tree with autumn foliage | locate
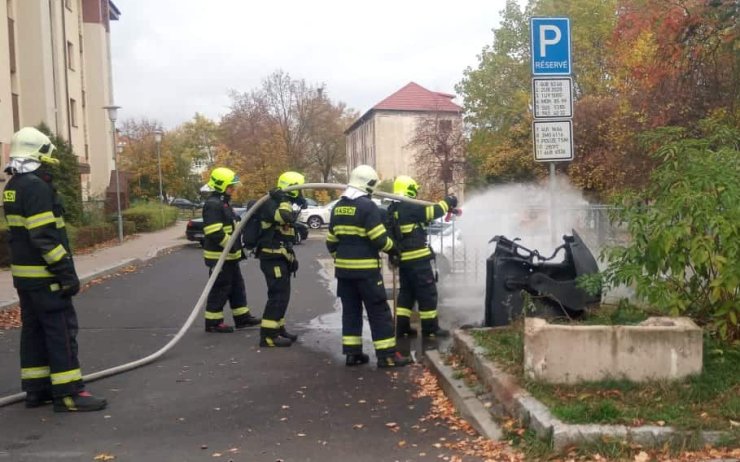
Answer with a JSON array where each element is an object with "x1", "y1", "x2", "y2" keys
[
  {"x1": 118, "y1": 118, "x2": 203, "y2": 202},
  {"x1": 219, "y1": 71, "x2": 353, "y2": 203},
  {"x1": 406, "y1": 114, "x2": 467, "y2": 198},
  {"x1": 458, "y1": 0, "x2": 739, "y2": 200}
]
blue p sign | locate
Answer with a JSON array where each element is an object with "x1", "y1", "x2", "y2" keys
[{"x1": 531, "y1": 17, "x2": 571, "y2": 75}]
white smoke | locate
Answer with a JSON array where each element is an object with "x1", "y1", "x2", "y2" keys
[{"x1": 439, "y1": 177, "x2": 591, "y2": 328}]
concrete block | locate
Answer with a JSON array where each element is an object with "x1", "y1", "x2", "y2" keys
[{"x1": 524, "y1": 317, "x2": 703, "y2": 383}]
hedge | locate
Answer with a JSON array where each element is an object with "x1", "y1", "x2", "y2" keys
[{"x1": 121, "y1": 204, "x2": 178, "y2": 232}]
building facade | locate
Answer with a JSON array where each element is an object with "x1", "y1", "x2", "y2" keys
[
  {"x1": 345, "y1": 82, "x2": 463, "y2": 186},
  {"x1": 0, "y1": 0, "x2": 120, "y2": 199}
]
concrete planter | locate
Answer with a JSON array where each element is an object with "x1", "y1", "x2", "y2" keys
[
  {"x1": 523, "y1": 317, "x2": 703, "y2": 383},
  {"x1": 453, "y1": 328, "x2": 729, "y2": 450}
]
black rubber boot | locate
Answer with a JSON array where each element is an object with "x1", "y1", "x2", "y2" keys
[
  {"x1": 396, "y1": 317, "x2": 418, "y2": 337},
  {"x1": 377, "y1": 352, "x2": 411, "y2": 368},
  {"x1": 278, "y1": 327, "x2": 298, "y2": 342},
  {"x1": 53, "y1": 391, "x2": 107, "y2": 412},
  {"x1": 345, "y1": 353, "x2": 370, "y2": 366},
  {"x1": 205, "y1": 323, "x2": 234, "y2": 333},
  {"x1": 423, "y1": 328, "x2": 450, "y2": 338},
  {"x1": 259, "y1": 336, "x2": 292, "y2": 347},
  {"x1": 25, "y1": 390, "x2": 53, "y2": 408},
  {"x1": 235, "y1": 313, "x2": 261, "y2": 329}
]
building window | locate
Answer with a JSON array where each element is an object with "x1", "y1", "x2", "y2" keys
[
  {"x1": 67, "y1": 41, "x2": 74, "y2": 70},
  {"x1": 11, "y1": 93, "x2": 20, "y2": 131},
  {"x1": 438, "y1": 119, "x2": 452, "y2": 133},
  {"x1": 70, "y1": 99, "x2": 78, "y2": 127},
  {"x1": 8, "y1": 17, "x2": 16, "y2": 73}
]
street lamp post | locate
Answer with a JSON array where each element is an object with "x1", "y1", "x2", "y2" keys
[
  {"x1": 103, "y1": 105, "x2": 123, "y2": 243},
  {"x1": 154, "y1": 129, "x2": 164, "y2": 203}
]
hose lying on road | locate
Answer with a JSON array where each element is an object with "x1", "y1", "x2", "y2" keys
[{"x1": 0, "y1": 183, "x2": 434, "y2": 407}]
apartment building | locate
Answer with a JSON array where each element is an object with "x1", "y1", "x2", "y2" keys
[
  {"x1": 0, "y1": 0, "x2": 120, "y2": 199},
  {"x1": 345, "y1": 82, "x2": 463, "y2": 186}
]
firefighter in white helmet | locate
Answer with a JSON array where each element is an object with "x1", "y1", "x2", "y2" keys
[
  {"x1": 2, "y1": 127, "x2": 106, "y2": 411},
  {"x1": 326, "y1": 165, "x2": 410, "y2": 368}
]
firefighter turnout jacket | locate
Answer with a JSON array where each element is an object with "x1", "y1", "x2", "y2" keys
[
  {"x1": 256, "y1": 191, "x2": 297, "y2": 262},
  {"x1": 202, "y1": 192, "x2": 243, "y2": 266},
  {"x1": 3, "y1": 171, "x2": 77, "y2": 290},
  {"x1": 326, "y1": 195, "x2": 396, "y2": 278},
  {"x1": 392, "y1": 198, "x2": 452, "y2": 266}
]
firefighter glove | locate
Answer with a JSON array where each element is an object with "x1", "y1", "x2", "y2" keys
[
  {"x1": 294, "y1": 194, "x2": 308, "y2": 210},
  {"x1": 289, "y1": 258, "x2": 299, "y2": 275},
  {"x1": 444, "y1": 195, "x2": 458, "y2": 209},
  {"x1": 57, "y1": 271, "x2": 80, "y2": 297}
]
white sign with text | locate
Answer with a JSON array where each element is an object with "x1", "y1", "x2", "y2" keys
[
  {"x1": 532, "y1": 77, "x2": 572, "y2": 119},
  {"x1": 533, "y1": 120, "x2": 573, "y2": 161}
]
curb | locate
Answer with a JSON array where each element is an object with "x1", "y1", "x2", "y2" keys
[
  {"x1": 0, "y1": 242, "x2": 190, "y2": 312},
  {"x1": 425, "y1": 349, "x2": 503, "y2": 441},
  {"x1": 453, "y1": 328, "x2": 735, "y2": 450}
]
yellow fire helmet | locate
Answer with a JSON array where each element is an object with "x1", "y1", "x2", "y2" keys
[
  {"x1": 9, "y1": 127, "x2": 59, "y2": 165},
  {"x1": 393, "y1": 175, "x2": 419, "y2": 198},
  {"x1": 277, "y1": 171, "x2": 305, "y2": 198},
  {"x1": 208, "y1": 167, "x2": 240, "y2": 193}
]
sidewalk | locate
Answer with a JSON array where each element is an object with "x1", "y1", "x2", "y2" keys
[{"x1": 0, "y1": 222, "x2": 190, "y2": 310}]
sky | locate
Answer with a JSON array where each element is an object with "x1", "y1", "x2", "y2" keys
[{"x1": 110, "y1": 0, "x2": 509, "y2": 129}]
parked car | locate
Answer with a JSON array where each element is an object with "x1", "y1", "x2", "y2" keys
[
  {"x1": 170, "y1": 198, "x2": 201, "y2": 210},
  {"x1": 298, "y1": 199, "x2": 338, "y2": 229},
  {"x1": 185, "y1": 207, "x2": 309, "y2": 246}
]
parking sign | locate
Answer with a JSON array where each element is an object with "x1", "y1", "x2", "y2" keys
[{"x1": 531, "y1": 17, "x2": 571, "y2": 75}]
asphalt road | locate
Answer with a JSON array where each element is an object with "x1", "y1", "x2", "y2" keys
[{"x1": 0, "y1": 234, "x2": 476, "y2": 462}]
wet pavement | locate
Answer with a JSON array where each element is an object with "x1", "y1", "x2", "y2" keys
[{"x1": 0, "y1": 233, "x2": 486, "y2": 461}]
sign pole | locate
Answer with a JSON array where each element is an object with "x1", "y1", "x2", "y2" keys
[{"x1": 530, "y1": 17, "x2": 573, "y2": 249}]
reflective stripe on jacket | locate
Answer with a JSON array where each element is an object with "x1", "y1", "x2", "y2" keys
[
  {"x1": 256, "y1": 192, "x2": 297, "y2": 260},
  {"x1": 202, "y1": 193, "x2": 243, "y2": 266},
  {"x1": 393, "y1": 200, "x2": 449, "y2": 265},
  {"x1": 326, "y1": 195, "x2": 394, "y2": 279},
  {"x1": 2, "y1": 172, "x2": 75, "y2": 290}
]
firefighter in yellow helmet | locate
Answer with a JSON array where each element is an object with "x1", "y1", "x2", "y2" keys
[
  {"x1": 2, "y1": 127, "x2": 106, "y2": 411},
  {"x1": 326, "y1": 165, "x2": 410, "y2": 368},
  {"x1": 201, "y1": 167, "x2": 260, "y2": 333},
  {"x1": 388, "y1": 175, "x2": 458, "y2": 337},
  {"x1": 255, "y1": 171, "x2": 307, "y2": 347}
]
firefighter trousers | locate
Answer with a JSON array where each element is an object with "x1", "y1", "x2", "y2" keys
[
  {"x1": 338, "y1": 275, "x2": 396, "y2": 359},
  {"x1": 18, "y1": 286, "x2": 85, "y2": 398},
  {"x1": 205, "y1": 261, "x2": 253, "y2": 327},
  {"x1": 259, "y1": 258, "x2": 291, "y2": 338},
  {"x1": 396, "y1": 259, "x2": 440, "y2": 334}
]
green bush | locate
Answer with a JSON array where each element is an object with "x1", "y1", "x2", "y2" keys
[
  {"x1": 601, "y1": 116, "x2": 740, "y2": 342},
  {"x1": 121, "y1": 204, "x2": 178, "y2": 232}
]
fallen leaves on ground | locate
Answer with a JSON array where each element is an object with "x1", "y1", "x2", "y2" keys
[
  {"x1": 0, "y1": 306, "x2": 21, "y2": 329},
  {"x1": 93, "y1": 454, "x2": 116, "y2": 461},
  {"x1": 414, "y1": 368, "x2": 524, "y2": 461}
]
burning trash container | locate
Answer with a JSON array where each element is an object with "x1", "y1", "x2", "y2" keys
[{"x1": 484, "y1": 230, "x2": 601, "y2": 327}]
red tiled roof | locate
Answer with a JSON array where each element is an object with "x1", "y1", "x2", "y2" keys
[{"x1": 372, "y1": 82, "x2": 462, "y2": 113}]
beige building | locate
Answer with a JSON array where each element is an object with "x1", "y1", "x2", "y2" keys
[
  {"x1": 0, "y1": 0, "x2": 120, "y2": 199},
  {"x1": 345, "y1": 82, "x2": 463, "y2": 187}
]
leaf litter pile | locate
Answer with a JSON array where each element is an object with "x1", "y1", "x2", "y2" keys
[
  {"x1": 414, "y1": 368, "x2": 524, "y2": 461},
  {"x1": 415, "y1": 367, "x2": 740, "y2": 461}
]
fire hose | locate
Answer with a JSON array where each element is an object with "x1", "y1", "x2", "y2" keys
[{"x1": 0, "y1": 183, "x2": 434, "y2": 407}]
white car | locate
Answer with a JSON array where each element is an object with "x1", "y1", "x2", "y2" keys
[{"x1": 299, "y1": 199, "x2": 338, "y2": 229}]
